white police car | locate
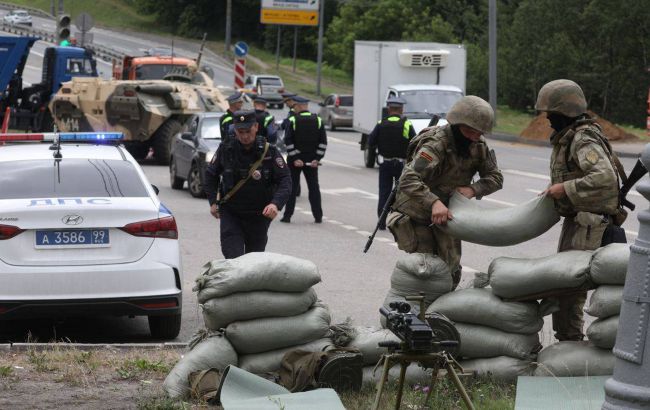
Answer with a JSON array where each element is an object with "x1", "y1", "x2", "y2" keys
[{"x1": 0, "y1": 132, "x2": 182, "y2": 339}]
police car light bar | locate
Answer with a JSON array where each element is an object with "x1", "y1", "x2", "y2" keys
[{"x1": 0, "y1": 132, "x2": 124, "y2": 143}]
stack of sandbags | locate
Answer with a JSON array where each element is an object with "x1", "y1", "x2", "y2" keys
[
  {"x1": 427, "y1": 288, "x2": 548, "y2": 381},
  {"x1": 381, "y1": 253, "x2": 452, "y2": 326},
  {"x1": 584, "y1": 243, "x2": 628, "y2": 349},
  {"x1": 488, "y1": 250, "x2": 593, "y2": 300},
  {"x1": 533, "y1": 341, "x2": 615, "y2": 377},
  {"x1": 194, "y1": 252, "x2": 333, "y2": 375}
]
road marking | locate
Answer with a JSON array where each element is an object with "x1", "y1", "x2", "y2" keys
[
  {"x1": 328, "y1": 136, "x2": 359, "y2": 147},
  {"x1": 342, "y1": 225, "x2": 358, "y2": 230},
  {"x1": 327, "y1": 220, "x2": 343, "y2": 225},
  {"x1": 526, "y1": 189, "x2": 542, "y2": 194},
  {"x1": 321, "y1": 187, "x2": 378, "y2": 200},
  {"x1": 502, "y1": 169, "x2": 550, "y2": 181},
  {"x1": 463, "y1": 266, "x2": 479, "y2": 274},
  {"x1": 626, "y1": 230, "x2": 638, "y2": 237},
  {"x1": 25, "y1": 64, "x2": 40, "y2": 72},
  {"x1": 320, "y1": 159, "x2": 362, "y2": 170},
  {"x1": 375, "y1": 237, "x2": 392, "y2": 243},
  {"x1": 482, "y1": 197, "x2": 515, "y2": 207},
  {"x1": 357, "y1": 230, "x2": 372, "y2": 236}
]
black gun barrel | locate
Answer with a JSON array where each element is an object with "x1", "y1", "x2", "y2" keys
[{"x1": 379, "y1": 307, "x2": 391, "y2": 318}]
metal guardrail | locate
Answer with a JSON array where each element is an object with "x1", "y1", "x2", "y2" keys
[
  {"x1": 0, "y1": 20, "x2": 124, "y2": 62},
  {"x1": 0, "y1": 1, "x2": 54, "y2": 19}
]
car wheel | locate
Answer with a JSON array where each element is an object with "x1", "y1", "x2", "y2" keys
[
  {"x1": 170, "y1": 159, "x2": 184, "y2": 190},
  {"x1": 364, "y1": 146, "x2": 376, "y2": 168},
  {"x1": 328, "y1": 117, "x2": 337, "y2": 131},
  {"x1": 188, "y1": 162, "x2": 205, "y2": 198},
  {"x1": 148, "y1": 314, "x2": 181, "y2": 340}
]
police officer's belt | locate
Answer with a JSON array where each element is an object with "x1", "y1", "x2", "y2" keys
[{"x1": 218, "y1": 142, "x2": 270, "y2": 205}]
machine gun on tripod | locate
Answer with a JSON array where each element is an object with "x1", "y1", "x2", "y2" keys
[{"x1": 372, "y1": 294, "x2": 475, "y2": 410}]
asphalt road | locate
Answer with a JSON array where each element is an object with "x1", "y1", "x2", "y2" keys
[{"x1": 1, "y1": 13, "x2": 646, "y2": 345}]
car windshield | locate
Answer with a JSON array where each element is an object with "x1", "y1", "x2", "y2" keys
[
  {"x1": 339, "y1": 96, "x2": 353, "y2": 106},
  {"x1": 259, "y1": 78, "x2": 282, "y2": 86},
  {"x1": 200, "y1": 117, "x2": 222, "y2": 140},
  {"x1": 66, "y1": 58, "x2": 95, "y2": 75},
  {"x1": 135, "y1": 64, "x2": 186, "y2": 80},
  {"x1": 0, "y1": 159, "x2": 149, "y2": 199},
  {"x1": 399, "y1": 90, "x2": 463, "y2": 117}
]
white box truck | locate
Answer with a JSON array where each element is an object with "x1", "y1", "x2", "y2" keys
[{"x1": 354, "y1": 41, "x2": 467, "y2": 167}]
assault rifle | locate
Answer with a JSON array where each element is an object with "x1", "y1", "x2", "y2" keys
[
  {"x1": 619, "y1": 158, "x2": 648, "y2": 211},
  {"x1": 364, "y1": 182, "x2": 399, "y2": 253}
]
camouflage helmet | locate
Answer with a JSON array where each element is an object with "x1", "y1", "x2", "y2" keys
[
  {"x1": 535, "y1": 79, "x2": 587, "y2": 117},
  {"x1": 446, "y1": 95, "x2": 494, "y2": 134}
]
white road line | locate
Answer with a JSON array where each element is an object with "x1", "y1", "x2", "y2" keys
[
  {"x1": 321, "y1": 187, "x2": 378, "y2": 200},
  {"x1": 482, "y1": 197, "x2": 516, "y2": 207},
  {"x1": 526, "y1": 189, "x2": 542, "y2": 194},
  {"x1": 357, "y1": 230, "x2": 372, "y2": 236},
  {"x1": 463, "y1": 266, "x2": 479, "y2": 274},
  {"x1": 327, "y1": 220, "x2": 343, "y2": 225},
  {"x1": 320, "y1": 159, "x2": 362, "y2": 170},
  {"x1": 502, "y1": 169, "x2": 550, "y2": 181},
  {"x1": 25, "y1": 64, "x2": 40, "y2": 71},
  {"x1": 328, "y1": 136, "x2": 359, "y2": 147},
  {"x1": 300, "y1": 211, "x2": 311, "y2": 215},
  {"x1": 375, "y1": 237, "x2": 392, "y2": 243},
  {"x1": 390, "y1": 243, "x2": 398, "y2": 247},
  {"x1": 342, "y1": 225, "x2": 358, "y2": 230}
]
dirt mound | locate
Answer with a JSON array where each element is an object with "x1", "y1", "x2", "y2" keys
[{"x1": 520, "y1": 111, "x2": 637, "y2": 142}]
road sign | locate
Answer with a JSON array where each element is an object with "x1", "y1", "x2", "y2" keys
[
  {"x1": 261, "y1": 0, "x2": 319, "y2": 26},
  {"x1": 75, "y1": 12, "x2": 94, "y2": 32},
  {"x1": 234, "y1": 41, "x2": 248, "y2": 57},
  {"x1": 234, "y1": 58, "x2": 246, "y2": 89}
]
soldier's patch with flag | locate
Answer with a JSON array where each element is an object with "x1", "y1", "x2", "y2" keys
[
  {"x1": 420, "y1": 151, "x2": 434, "y2": 162},
  {"x1": 586, "y1": 149, "x2": 599, "y2": 164}
]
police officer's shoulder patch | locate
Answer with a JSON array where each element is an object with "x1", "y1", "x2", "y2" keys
[
  {"x1": 585, "y1": 149, "x2": 600, "y2": 164},
  {"x1": 275, "y1": 157, "x2": 285, "y2": 168}
]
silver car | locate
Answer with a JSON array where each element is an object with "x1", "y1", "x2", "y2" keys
[
  {"x1": 318, "y1": 94, "x2": 353, "y2": 130},
  {"x1": 3, "y1": 10, "x2": 32, "y2": 26}
]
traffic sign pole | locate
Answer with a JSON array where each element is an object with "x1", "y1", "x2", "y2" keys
[{"x1": 234, "y1": 58, "x2": 246, "y2": 89}]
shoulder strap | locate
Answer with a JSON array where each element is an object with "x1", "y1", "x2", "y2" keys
[{"x1": 219, "y1": 143, "x2": 270, "y2": 205}]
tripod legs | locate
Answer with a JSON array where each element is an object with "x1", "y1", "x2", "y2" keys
[{"x1": 371, "y1": 356, "x2": 392, "y2": 410}]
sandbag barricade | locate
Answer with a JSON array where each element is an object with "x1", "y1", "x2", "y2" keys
[{"x1": 533, "y1": 341, "x2": 614, "y2": 377}]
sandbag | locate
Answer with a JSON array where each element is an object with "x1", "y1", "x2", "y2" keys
[
  {"x1": 362, "y1": 364, "x2": 432, "y2": 385},
  {"x1": 439, "y1": 193, "x2": 560, "y2": 246},
  {"x1": 226, "y1": 304, "x2": 331, "y2": 354},
  {"x1": 455, "y1": 323, "x2": 541, "y2": 360},
  {"x1": 390, "y1": 266, "x2": 452, "y2": 304},
  {"x1": 489, "y1": 250, "x2": 592, "y2": 299},
  {"x1": 459, "y1": 356, "x2": 535, "y2": 382},
  {"x1": 194, "y1": 252, "x2": 321, "y2": 302},
  {"x1": 590, "y1": 243, "x2": 629, "y2": 285},
  {"x1": 584, "y1": 286, "x2": 623, "y2": 318},
  {"x1": 586, "y1": 316, "x2": 619, "y2": 349},
  {"x1": 347, "y1": 327, "x2": 400, "y2": 365},
  {"x1": 395, "y1": 253, "x2": 451, "y2": 279},
  {"x1": 201, "y1": 289, "x2": 317, "y2": 330},
  {"x1": 163, "y1": 331, "x2": 238, "y2": 399},
  {"x1": 239, "y1": 338, "x2": 332, "y2": 374},
  {"x1": 427, "y1": 288, "x2": 544, "y2": 334},
  {"x1": 533, "y1": 341, "x2": 614, "y2": 377}
]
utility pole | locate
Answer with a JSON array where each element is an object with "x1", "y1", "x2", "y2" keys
[
  {"x1": 275, "y1": 26, "x2": 282, "y2": 70},
  {"x1": 225, "y1": 0, "x2": 232, "y2": 55},
  {"x1": 488, "y1": 0, "x2": 497, "y2": 125},
  {"x1": 58, "y1": 0, "x2": 64, "y2": 15},
  {"x1": 50, "y1": 0, "x2": 55, "y2": 17},
  {"x1": 292, "y1": 26, "x2": 298, "y2": 73},
  {"x1": 315, "y1": 0, "x2": 325, "y2": 96}
]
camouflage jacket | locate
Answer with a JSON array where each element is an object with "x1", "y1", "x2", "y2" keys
[
  {"x1": 393, "y1": 125, "x2": 503, "y2": 223},
  {"x1": 550, "y1": 119, "x2": 619, "y2": 217}
]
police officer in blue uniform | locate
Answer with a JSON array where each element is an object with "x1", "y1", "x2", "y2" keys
[
  {"x1": 281, "y1": 96, "x2": 327, "y2": 223},
  {"x1": 220, "y1": 92, "x2": 245, "y2": 142},
  {"x1": 253, "y1": 96, "x2": 278, "y2": 145},
  {"x1": 280, "y1": 92, "x2": 297, "y2": 131},
  {"x1": 367, "y1": 96, "x2": 416, "y2": 229},
  {"x1": 205, "y1": 110, "x2": 291, "y2": 258}
]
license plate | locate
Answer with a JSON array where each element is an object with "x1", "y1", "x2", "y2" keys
[{"x1": 35, "y1": 229, "x2": 110, "y2": 248}]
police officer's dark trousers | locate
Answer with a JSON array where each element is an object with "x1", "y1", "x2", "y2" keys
[
  {"x1": 284, "y1": 163, "x2": 323, "y2": 221},
  {"x1": 219, "y1": 207, "x2": 271, "y2": 259},
  {"x1": 378, "y1": 159, "x2": 404, "y2": 228}
]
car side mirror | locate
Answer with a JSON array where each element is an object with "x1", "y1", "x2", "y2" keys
[
  {"x1": 181, "y1": 132, "x2": 193, "y2": 141},
  {"x1": 151, "y1": 184, "x2": 159, "y2": 195}
]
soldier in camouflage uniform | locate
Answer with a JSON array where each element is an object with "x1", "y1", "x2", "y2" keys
[
  {"x1": 536, "y1": 79, "x2": 620, "y2": 341},
  {"x1": 389, "y1": 96, "x2": 503, "y2": 288}
]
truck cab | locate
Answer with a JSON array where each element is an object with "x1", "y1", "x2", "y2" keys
[
  {"x1": 385, "y1": 84, "x2": 463, "y2": 132},
  {"x1": 113, "y1": 55, "x2": 197, "y2": 81},
  {"x1": 0, "y1": 36, "x2": 97, "y2": 131}
]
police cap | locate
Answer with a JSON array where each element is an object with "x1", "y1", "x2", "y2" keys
[
  {"x1": 292, "y1": 95, "x2": 310, "y2": 104},
  {"x1": 253, "y1": 95, "x2": 268, "y2": 104},
  {"x1": 227, "y1": 92, "x2": 244, "y2": 104},
  {"x1": 232, "y1": 110, "x2": 257, "y2": 129},
  {"x1": 282, "y1": 92, "x2": 297, "y2": 99},
  {"x1": 386, "y1": 96, "x2": 407, "y2": 107}
]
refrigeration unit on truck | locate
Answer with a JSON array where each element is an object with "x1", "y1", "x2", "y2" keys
[{"x1": 354, "y1": 41, "x2": 466, "y2": 167}]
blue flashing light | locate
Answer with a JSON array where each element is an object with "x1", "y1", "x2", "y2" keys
[{"x1": 57, "y1": 132, "x2": 124, "y2": 142}]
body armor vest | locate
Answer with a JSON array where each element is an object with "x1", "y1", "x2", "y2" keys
[
  {"x1": 377, "y1": 116, "x2": 408, "y2": 158},
  {"x1": 293, "y1": 113, "x2": 319, "y2": 154}
]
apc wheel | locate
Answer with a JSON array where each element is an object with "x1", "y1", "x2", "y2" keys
[
  {"x1": 364, "y1": 147, "x2": 376, "y2": 168},
  {"x1": 169, "y1": 159, "x2": 184, "y2": 190},
  {"x1": 152, "y1": 119, "x2": 182, "y2": 165},
  {"x1": 188, "y1": 162, "x2": 205, "y2": 198},
  {"x1": 328, "y1": 117, "x2": 337, "y2": 131},
  {"x1": 148, "y1": 313, "x2": 181, "y2": 340}
]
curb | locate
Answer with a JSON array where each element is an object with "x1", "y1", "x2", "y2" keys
[
  {"x1": 487, "y1": 132, "x2": 643, "y2": 159},
  {"x1": 4, "y1": 342, "x2": 188, "y2": 351}
]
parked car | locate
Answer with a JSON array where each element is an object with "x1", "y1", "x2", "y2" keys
[
  {"x1": 0, "y1": 132, "x2": 182, "y2": 339},
  {"x1": 319, "y1": 94, "x2": 353, "y2": 130},
  {"x1": 241, "y1": 74, "x2": 285, "y2": 108},
  {"x1": 170, "y1": 112, "x2": 223, "y2": 198},
  {"x1": 3, "y1": 10, "x2": 32, "y2": 26}
]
